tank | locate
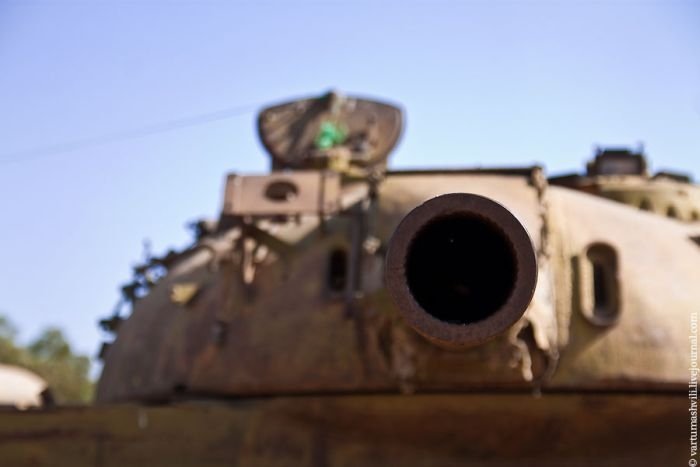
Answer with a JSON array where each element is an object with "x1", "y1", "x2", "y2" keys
[{"x1": 1, "y1": 91, "x2": 696, "y2": 466}]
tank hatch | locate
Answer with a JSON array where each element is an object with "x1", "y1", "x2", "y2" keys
[
  {"x1": 257, "y1": 91, "x2": 403, "y2": 175},
  {"x1": 586, "y1": 147, "x2": 648, "y2": 176},
  {"x1": 550, "y1": 146, "x2": 700, "y2": 222}
]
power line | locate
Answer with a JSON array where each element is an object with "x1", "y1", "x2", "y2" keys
[{"x1": 0, "y1": 102, "x2": 261, "y2": 166}]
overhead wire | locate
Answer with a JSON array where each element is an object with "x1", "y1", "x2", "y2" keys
[{"x1": 0, "y1": 102, "x2": 262, "y2": 166}]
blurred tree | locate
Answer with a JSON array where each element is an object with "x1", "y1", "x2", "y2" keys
[
  {"x1": 0, "y1": 314, "x2": 93, "y2": 403},
  {"x1": 0, "y1": 315, "x2": 23, "y2": 365}
]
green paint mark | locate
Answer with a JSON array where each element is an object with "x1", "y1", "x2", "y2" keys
[{"x1": 314, "y1": 121, "x2": 347, "y2": 150}]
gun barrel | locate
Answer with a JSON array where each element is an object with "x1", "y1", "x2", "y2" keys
[{"x1": 385, "y1": 193, "x2": 538, "y2": 348}]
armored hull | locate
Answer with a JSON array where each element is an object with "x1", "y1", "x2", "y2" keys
[{"x1": 2, "y1": 92, "x2": 695, "y2": 466}]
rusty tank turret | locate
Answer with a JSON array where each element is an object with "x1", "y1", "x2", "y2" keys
[
  {"x1": 550, "y1": 146, "x2": 700, "y2": 222},
  {"x1": 3, "y1": 91, "x2": 696, "y2": 466}
]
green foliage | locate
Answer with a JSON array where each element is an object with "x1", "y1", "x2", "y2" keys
[{"x1": 0, "y1": 314, "x2": 93, "y2": 404}]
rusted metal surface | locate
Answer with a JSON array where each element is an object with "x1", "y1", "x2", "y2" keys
[
  {"x1": 65, "y1": 91, "x2": 700, "y2": 465},
  {"x1": 0, "y1": 394, "x2": 685, "y2": 466},
  {"x1": 550, "y1": 147, "x2": 700, "y2": 222},
  {"x1": 97, "y1": 167, "x2": 698, "y2": 401},
  {"x1": 545, "y1": 185, "x2": 698, "y2": 390},
  {"x1": 97, "y1": 173, "x2": 548, "y2": 401},
  {"x1": 258, "y1": 91, "x2": 403, "y2": 173},
  {"x1": 384, "y1": 193, "x2": 538, "y2": 348},
  {"x1": 222, "y1": 171, "x2": 341, "y2": 217}
]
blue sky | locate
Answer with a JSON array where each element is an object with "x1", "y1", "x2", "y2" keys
[{"x1": 0, "y1": 0, "x2": 698, "y2": 367}]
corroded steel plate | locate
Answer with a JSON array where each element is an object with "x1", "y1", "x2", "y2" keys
[
  {"x1": 258, "y1": 91, "x2": 403, "y2": 169},
  {"x1": 0, "y1": 394, "x2": 684, "y2": 466}
]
